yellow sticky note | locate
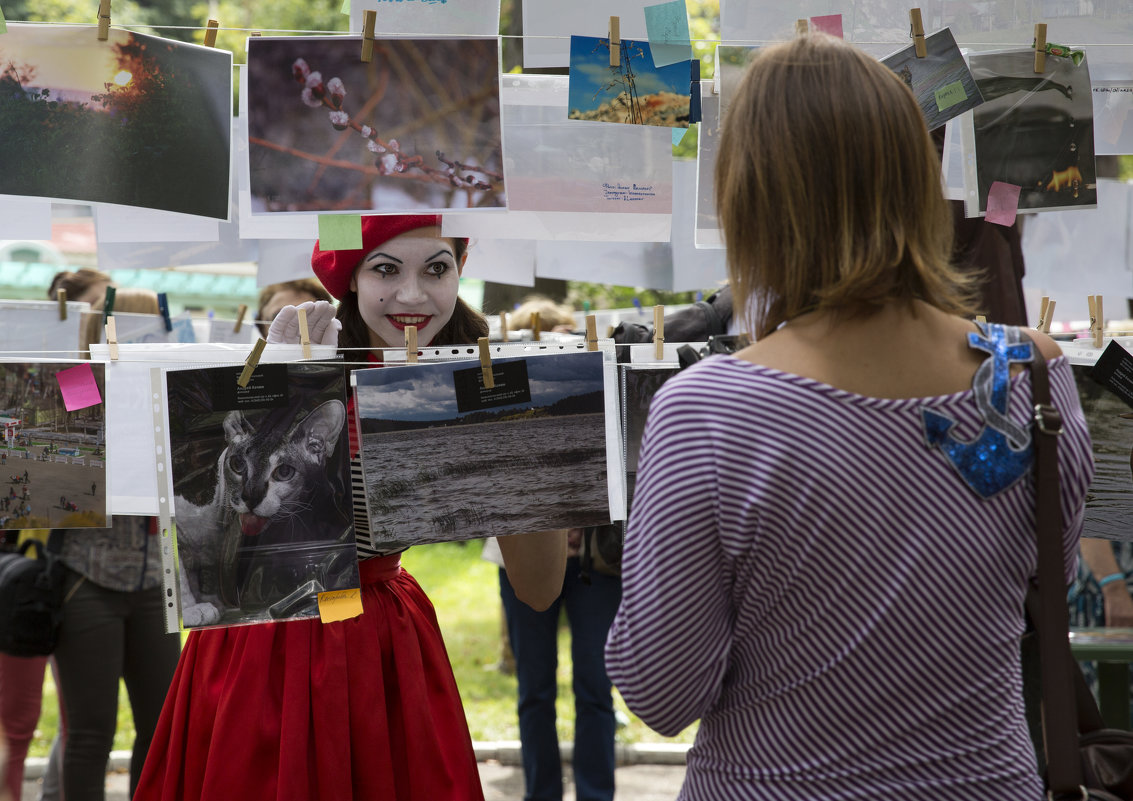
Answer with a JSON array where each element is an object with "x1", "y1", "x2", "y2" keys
[
  {"x1": 935, "y1": 80, "x2": 967, "y2": 113},
  {"x1": 318, "y1": 589, "x2": 363, "y2": 623}
]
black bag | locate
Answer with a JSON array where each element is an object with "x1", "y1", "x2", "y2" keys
[
  {"x1": 0, "y1": 535, "x2": 67, "y2": 657},
  {"x1": 612, "y1": 287, "x2": 734, "y2": 364}
]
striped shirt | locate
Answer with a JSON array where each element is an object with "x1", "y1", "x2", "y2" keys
[{"x1": 605, "y1": 353, "x2": 1093, "y2": 800}]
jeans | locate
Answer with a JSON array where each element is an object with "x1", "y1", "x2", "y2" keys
[
  {"x1": 53, "y1": 570, "x2": 181, "y2": 801},
  {"x1": 499, "y1": 558, "x2": 621, "y2": 801}
]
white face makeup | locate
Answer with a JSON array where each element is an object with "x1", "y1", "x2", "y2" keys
[{"x1": 349, "y1": 226, "x2": 464, "y2": 349}]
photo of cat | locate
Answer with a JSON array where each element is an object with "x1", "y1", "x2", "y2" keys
[{"x1": 164, "y1": 362, "x2": 359, "y2": 628}]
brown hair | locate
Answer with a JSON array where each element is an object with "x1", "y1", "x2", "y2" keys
[
  {"x1": 335, "y1": 238, "x2": 488, "y2": 355},
  {"x1": 257, "y1": 278, "x2": 334, "y2": 336},
  {"x1": 715, "y1": 35, "x2": 976, "y2": 339},
  {"x1": 511, "y1": 296, "x2": 575, "y2": 331},
  {"x1": 48, "y1": 269, "x2": 112, "y2": 306}
]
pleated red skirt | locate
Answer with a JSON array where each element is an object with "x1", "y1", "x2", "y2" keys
[{"x1": 134, "y1": 555, "x2": 484, "y2": 801}]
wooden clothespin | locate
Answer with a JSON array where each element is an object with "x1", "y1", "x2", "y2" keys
[
  {"x1": 653, "y1": 305, "x2": 664, "y2": 361},
  {"x1": 203, "y1": 19, "x2": 219, "y2": 48},
  {"x1": 97, "y1": 0, "x2": 111, "y2": 41},
  {"x1": 237, "y1": 339, "x2": 267, "y2": 388},
  {"x1": 297, "y1": 307, "x2": 311, "y2": 360},
  {"x1": 233, "y1": 304, "x2": 247, "y2": 334},
  {"x1": 105, "y1": 317, "x2": 119, "y2": 361},
  {"x1": 609, "y1": 16, "x2": 621, "y2": 67},
  {"x1": 1036, "y1": 296, "x2": 1050, "y2": 331},
  {"x1": 910, "y1": 8, "x2": 926, "y2": 58},
  {"x1": 1089, "y1": 295, "x2": 1104, "y2": 348},
  {"x1": 157, "y1": 292, "x2": 172, "y2": 332},
  {"x1": 250, "y1": 31, "x2": 261, "y2": 37},
  {"x1": 361, "y1": 10, "x2": 377, "y2": 63},
  {"x1": 1034, "y1": 23, "x2": 1047, "y2": 73},
  {"x1": 1042, "y1": 300, "x2": 1056, "y2": 334},
  {"x1": 795, "y1": 19, "x2": 809, "y2": 36},
  {"x1": 585, "y1": 315, "x2": 598, "y2": 352},
  {"x1": 500, "y1": 311, "x2": 509, "y2": 343},
  {"x1": 405, "y1": 325, "x2": 418, "y2": 364},
  {"x1": 478, "y1": 337, "x2": 495, "y2": 390},
  {"x1": 532, "y1": 311, "x2": 541, "y2": 342},
  {"x1": 57, "y1": 289, "x2": 67, "y2": 321},
  {"x1": 606, "y1": 325, "x2": 615, "y2": 338}
]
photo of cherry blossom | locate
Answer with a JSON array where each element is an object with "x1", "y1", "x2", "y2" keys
[{"x1": 246, "y1": 36, "x2": 505, "y2": 214}]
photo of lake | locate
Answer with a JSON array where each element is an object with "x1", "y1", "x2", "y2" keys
[
  {"x1": 1073, "y1": 363, "x2": 1133, "y2": 542},
  {"x1": 355, "y1": 351, "x2": 612, "y2": 548}
]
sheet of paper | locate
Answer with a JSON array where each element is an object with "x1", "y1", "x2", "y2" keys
[
  {"x1": 879, "y1": 29, "x2": 983, "y2": 132},
  {"x1": 670, "y1": 160, "x2": 727, "y2": 291},
  {"x1": 464, "y1": 239, "x2": 536, "y2": 287},
  {"x1": 644, "y1": 0, "x2": 692, "y2": 68},
  {"x1": 444, "y1": 210, "x2": 671, "y2": 243},
  {"x1": 318, "y1": 589, "x2": 363, "y2": 623},
  {"x1": 523, "y1": 0, "x2": 651, "y2": 68},
  {"x1": 695, "y1": 81, "x2": 722, "y2": 248},
  {"x1": 94, "y1": 204, "x2": 220, "y2": 243},
  {"x1": 1093, "y1": 81, "x2": 1133, "y2": 156},
  {"x1": 0, "y1": 196, "x2": 52, "y2": 240},
  {"x1": 317, "y1": 215, "x2": 363, "y2": 250},
  {"x1": 809, "y1": 14, "x2": 842, "y2": 38},
  {"x1": 56, "y1": 363, "x2": 102, "y2": 411},
  {"x1": 255, "y1": 239, "x2": 323, "y2": 287},
  {"x1": 349, "y1": 0, "x2": 500, "y2": 35},
  {"x1": 0, "y1": 301, "x2": 90, "y2": 358}
]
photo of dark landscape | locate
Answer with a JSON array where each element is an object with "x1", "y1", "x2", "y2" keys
[{"x1": 1073, "y1": 363, "x2": 1133, "y2": 542}]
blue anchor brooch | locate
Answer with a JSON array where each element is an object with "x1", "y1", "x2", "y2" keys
[{"x1": 921, "y1": 323, "x2": 1034, "y2": 499}]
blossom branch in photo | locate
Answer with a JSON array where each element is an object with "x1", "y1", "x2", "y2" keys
[{"x1": 292, "y1": 58, "x2": 501, "y2": 192}]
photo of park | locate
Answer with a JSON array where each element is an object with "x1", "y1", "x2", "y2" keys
[{"x1": 0, "y1": 361, "x2": 107, "y2": 529}]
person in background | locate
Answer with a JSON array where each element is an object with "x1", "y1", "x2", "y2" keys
[
  {"x1": 256, "y1": 278, "x2": 333, "y2": 337},
  {"x1": 47, "y1": 269, "x2": 112, "y2": 311},
  {"x1": 1069, "y1": 538, "x2": 1133, "y2": 721},
  {"x1": 510, "y1": 297, "x2": 576, "y2": 335}
]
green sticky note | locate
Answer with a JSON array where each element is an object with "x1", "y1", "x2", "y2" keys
[
  {"x1": 318, "y1": 215, "x2": 363, "y2": 250},
  {"x1": 0, "y1": 6, "x2": 7, "y2": 34},
  {"x1": 340, "y1": 0, "x2": 350, "y2": 13},
  {"x1": 935, "y1": 80, "x2": 967, "y2": 112}
]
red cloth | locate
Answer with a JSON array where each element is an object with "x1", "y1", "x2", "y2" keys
[{"x1": 134, "y1": 555, "x2": 484, "y2": 801}]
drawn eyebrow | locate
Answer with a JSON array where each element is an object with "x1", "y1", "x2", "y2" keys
[
  {"x1": 364, "y1": 252, "x2": 403, "y2": 264},
  {"x1": 424, "y1": 249, "x2": 453, "y2": 262}
]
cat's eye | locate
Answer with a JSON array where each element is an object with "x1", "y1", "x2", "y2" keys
[
  {"x1": 228, "y1": 455, "x2": 246, "y2": 473},
  {"x1": 273, "y1": 464, "x2": 296, "y2": 480}
]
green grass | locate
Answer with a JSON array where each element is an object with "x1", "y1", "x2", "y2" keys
[{"x1": 29, "y1": 541, "x2": 696, "y2": 757}]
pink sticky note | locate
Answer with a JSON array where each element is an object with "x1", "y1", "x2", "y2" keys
[
  {"x1": 986, "y1": 181, "x2": 1022, "y2": 227},
  {"x1": 56, "y1": 363, "x2": 102, "y2": 412},
  {"x1": 810, "y1": 14, "x2": 843, "y2": 38}
]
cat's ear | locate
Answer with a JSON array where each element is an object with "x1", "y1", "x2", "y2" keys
[
  {"x1": 223, "y1": 411, "x2": 253, "y2": 442},
  {"x1": 294, "y1": 400, "x2": 347, "y2": 459}
]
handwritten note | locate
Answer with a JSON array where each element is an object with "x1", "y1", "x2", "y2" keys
[
  {"x1": 318, "y1": 589, "x2": 364, "y2": 623},
  {"x1": 644, "y1": 0, "x2": 692, "y2": 68},
  {"x1": 809, "y1": 14, "x2": 843, "y2": 38},
  {"x1": 318, "y1": 215, "x2": 363, "y2": 250},
  {"x1": 986, "y1": 181, "x2": 1022, "y2": 227},
  {"x1": 935, "y1": 80, "x2": 968, "y2": 112},
  {"x1": 56, "y1": 363, "x2": 102, "y2": 411}
]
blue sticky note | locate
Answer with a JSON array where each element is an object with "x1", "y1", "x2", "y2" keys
[
  {"x1": 318, "y1": 215, "x2": 363, "y2": 250},
  {"x1": 673, "y1": 128, "x2": 687, "y2": 146},
  {"x1": 644, "y1": 0, "x2": 692, "y2": 68}
]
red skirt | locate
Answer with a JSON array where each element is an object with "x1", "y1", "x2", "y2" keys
[{"x1": 134, "y1": 555, "x2": 484, "y2": 801}]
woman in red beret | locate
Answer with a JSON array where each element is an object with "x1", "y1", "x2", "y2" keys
[{"x1": 135, "y1": 216, "x2": 566, "y2": 801}]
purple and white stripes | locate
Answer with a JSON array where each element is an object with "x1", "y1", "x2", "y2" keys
[{"x1": 605, "y1": 353, "x2": 1093, "y2": 801}]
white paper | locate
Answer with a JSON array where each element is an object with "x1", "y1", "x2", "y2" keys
[
  {"x1": 0, "y1": 301, "x2": 91, "y2": 358},
  {"x1": 695, "y1": 81, "x2": 722, "y2": 248},
  {"x1": 443, "y1": 210, "x2": 672, "y2": 242},
  {"x1": 92, "y1": 342, "x2": 336, "y2": 515},
  {"x1": 94, "y1": 204, "x2": 220, "y2": 244},
  {"x1": 255, "y1": 239, "x2": 321, "y2": 287},
  {"x1": 522, "y1": 0, "x2": 651, "y2": 68},
  {"x1": 1093, "y1": 81, "x2": 1133, "y2": 156},
  {"x1": 0, "y1": 197, "x2": 53, "y2": 240},
  {"x1": 464, "y1": 239, "x2": 537, "y2": 287},
  {"x1": 536, "y1": 239, "x2": 673, "y2": 287},
  {"x1": 670, "y1": 161, "x2": 727, "y2": 291},
  {"x1": 349, "y1": 0, "x2": 501, "y2": 35}
]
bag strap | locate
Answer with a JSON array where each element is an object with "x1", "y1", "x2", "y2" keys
[{"x1": 1021, "y1": 334, "x2": 1086, "y2": 798}]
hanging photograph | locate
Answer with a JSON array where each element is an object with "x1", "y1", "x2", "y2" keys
[
  {"x1": 880, "y1": 28, "x2": 983, "y2": 131},
  {"x1": 0, "y1": 24, "x2": 231, "y2": 219},
  {"x1": 354, "y1": 350, "x2": 612, "y2": 550},
  {"x1": 1072, "y1": 360, "x2": 1133, "y2": 541},
  {"x1": 0, "y1": 301, "x2": 91, "y2": 359},
  {"x1": 165, "y1": 362, "x2": 359, "y2": 628},
  {"x1": 568, "y1": 35, "x2": 694, "y2": 128},
  {"x1": 246, "y1": 36, "x2": 505, "y2": 214},
  {"x1": 0, "y1": 361, "x2": 107, "y2": 530},
  {"x1": 969, "y1": 49, "x2": 1097, "y2": 214},
  {"x1": 622, "y1": 364, "x2": 680, "y2": 503}
]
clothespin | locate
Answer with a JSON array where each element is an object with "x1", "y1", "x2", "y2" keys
[
  {"x1": 361, "y1": 10, "x2": 377, "y2": 63},
  {"x1": 102, "y1": 286, "x2": 116, "y2": 330},
  {"x1": 1036, "y1": 296, "x2": 1050, "y2": 330},
  {"x1": 405, "y1": 325, "x2": 418, "y2": 364},
  {"x1": 1042, "y1": 300, "x2": 1055, "y2": 334},
  {"x1": 653, "y1": 305, "x2": 664, "y2": 361},
  {"x1": 250, "y1": 31, "x2": 261, "y2": 37},
  {"x1": 297, "y1": 307, "x2": 311, "y2": 360},
  {"x1": 478, "y1": 337, "x2": 495, "y2": 390},
  {"x1": 609, "y1": 16, "x2": 620, "y2": 67},
  {"x1": 1092, "y1": 295, "x2": 1104, "y2": 348},
  {"x1": 585, "y1": 315, "x2": 598, "y2": 352},
  {"x1": 795, "y1": 19, "x2": 809, "y2": 36},
  {"x1": 233, "y1": 304, "x2": 247, "y2": 334},
  {"x1": 97, "y1": 0, "x2": 111, "y2": 41},
  {"x1": 203, "y1": 19, "x2": 219, "y2": 48},
  {"x1": 532, "y1": 311, "x2": 541, "y2": 342},
  {"x1": 606, "y1": 325, "x2": 615, "y2": 338},
  {"x1": 1034, "y1": 23, "x2": 1047, "y2": 73},
  {"x1": 105, "y1": 317, "x2": 119, "y2": 361},
  {"x1": 57, "y1": 289, "x2": 67, "y2": 321},
  {"x1": 157, "y1": 292, "x2": 172, "y2": 332},
  {"x1": 237, "y1": 339, "x2": 267, "y2": 388},
  {"x1": 500, "y1": 312, "x2": 509, "y2": 342},
  {"x1": 910, "y1": 8, "x2": 926, "y2": 58}
]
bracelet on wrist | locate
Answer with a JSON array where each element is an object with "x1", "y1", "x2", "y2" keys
[{"x1": 1097, "y1": 572, "x2": 1126, "y2": 589}]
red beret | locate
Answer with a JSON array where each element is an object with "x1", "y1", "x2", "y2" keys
[{"x1": 311, "y1": 214, "x2": 466, "y2": 300}]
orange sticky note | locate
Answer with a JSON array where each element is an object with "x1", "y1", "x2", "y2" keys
[
  {"x1": 56, "y1": 363, "x2": 102, "y2": 411},
  {"x1": 318, "y1": 589, "x2": 363, "y2": 623}
]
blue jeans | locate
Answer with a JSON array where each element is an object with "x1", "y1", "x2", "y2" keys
[{"x1": 499, "y1": 558, "x2": 621, "y2": 801}]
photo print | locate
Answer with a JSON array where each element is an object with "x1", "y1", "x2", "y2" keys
[
  {"x1": 1072, "y1": 358, "x2": 1133, "y2": 541},
  {"x1": 969, "y1": 49, "x2": 1097, "y2": 214},
  {"x1": 246, "y1": 36, "x2": 505, "y2": 214},
  {"x1": 165, "y1": 362, "x2": 359, "y2": 628},
  {"x1": 568, "y1": 35, "x2": 694, "y2": 128},
  {"x1": 354, "y1": 350, "x2": 612, "y2": 550},
  {"x1": 880, "y1": 28, "x2": 983, "y2": 131},
  {"x1": 0, "y1": 361, "x2": 107, "y2": 530},
  {"x1": 0, "y1": 24, "x2": 231, "y2": 219},
  {"x1": 622, "y1": 365, "x2": 679, "y2": 505}
]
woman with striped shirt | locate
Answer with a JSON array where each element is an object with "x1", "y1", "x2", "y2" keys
[{"x1": 605, "y1": 34, "x2": 1094, "y2": 800}]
